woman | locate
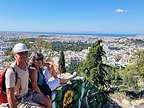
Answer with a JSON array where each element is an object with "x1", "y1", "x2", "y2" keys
[
  {"x1": 29, "y1": 52, "x2": 52, "y2": 108},
  {"x1": 43, "y1": 59, "x2": 68, "y2": 91}
]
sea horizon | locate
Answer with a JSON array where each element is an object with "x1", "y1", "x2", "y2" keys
[{"x1": 0, "y1": 30, "x2": 143, "y2": 38}]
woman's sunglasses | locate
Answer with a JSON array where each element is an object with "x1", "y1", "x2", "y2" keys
[{"x1": 36, "y1": 58, "x2": 43, "y2": 61}]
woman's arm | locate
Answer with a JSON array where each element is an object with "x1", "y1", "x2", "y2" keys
[
  {"x1": 50, "y1": 64, "x2": 58, "y2": 79},
  {"x1": 29, "y1": 68, "x2": 43, "y2": 95}
]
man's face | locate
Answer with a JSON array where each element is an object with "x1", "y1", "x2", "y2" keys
[{"x1": 15, "y1": 51, "x2": 29, "y2": 64}]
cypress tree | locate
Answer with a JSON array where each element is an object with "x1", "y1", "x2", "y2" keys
[
  {"x1": 78, "y1": 40, "x2": 111, "y2": 90},
  {"x1": 59, "y1": 50, "x2": 66, "y2": 73}
]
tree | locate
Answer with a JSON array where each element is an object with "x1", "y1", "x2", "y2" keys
[
  {"x1": 119, "y1": 49, "x2": 144, "y2": 91},
  {"x1": 78, "y1": 40, "x2": 111, "y2": 90},
  {"x1": 67, "y1": 57, "x2": 80, "y2": 74},
  {"x1": 4, "y1": 48, "x2": 12, "y2": 56},
  {"x1": 51, "y1": 41, "x2": 91, "y2": 51},
  {"x1": 59, "y1": 50, "x2": 66, "y2": 73},
  {"x1": 4, "y1": 48, "x2": 14, "y2": 63},
  {"x1": 19, "y1": 38, "x2": 32, "y2": 49}
]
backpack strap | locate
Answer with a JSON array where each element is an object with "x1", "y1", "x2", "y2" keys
[{"x1": 12, "y1": 67, "x2": 18, "y2": 84}]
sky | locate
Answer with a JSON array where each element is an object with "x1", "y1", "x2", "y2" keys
[{"x1": 0, "y1": 0, "x2": 144, "y2": 34}]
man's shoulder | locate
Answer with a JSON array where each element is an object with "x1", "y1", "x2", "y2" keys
[
  {"x1": 5, "y1": 62, "x2": 16, "y2": 73},
  {"x1": 5, "y1": 67, "x2": 15, "y2": 76}
]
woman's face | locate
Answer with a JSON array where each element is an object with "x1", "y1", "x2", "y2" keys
[{"x1": 35, "y1": 58, "x2": 43, "y2": 68}]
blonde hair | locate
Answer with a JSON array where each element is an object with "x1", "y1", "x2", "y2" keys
[{"x1": 45, "y1": 59, "x2": 60, "y2": 75}]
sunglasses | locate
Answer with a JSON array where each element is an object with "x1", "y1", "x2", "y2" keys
[{"x1": 36, "y1": 58, "x2": 43, "y2": 61}]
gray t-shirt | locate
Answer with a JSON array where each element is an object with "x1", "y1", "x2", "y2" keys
[{"x1": 5, "y1": 62, "x2": 29, "y2": 96}]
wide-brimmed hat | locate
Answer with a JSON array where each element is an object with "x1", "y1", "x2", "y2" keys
[{"x1": 12, "y1": 43, "x2": 29, "y2": 54}]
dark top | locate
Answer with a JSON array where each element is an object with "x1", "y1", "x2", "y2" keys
[
  {"x1": 28, "y1": 64, "x2": 51, "y2": 96},
  {"x1": 37, "y1": 68, "x2": 51, "y2": 96}
]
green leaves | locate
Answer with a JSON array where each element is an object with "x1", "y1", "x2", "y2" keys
[
  {"x1": 51, "y1": 41, "x2": 91, "y2": 52},
  {"x1": 120, "y1": 49, "x2": 144, "y2": 91}
]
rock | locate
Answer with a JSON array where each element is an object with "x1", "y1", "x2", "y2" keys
[
  {"x1": 122, "y1": 99, "x2": 131, "y2": 108},
  {"x1": 135, "y1": 103, "x2": 144, "y2": 108},
  {"x1": 131, "y1": 99, "x2": 144, "y2": 106}
]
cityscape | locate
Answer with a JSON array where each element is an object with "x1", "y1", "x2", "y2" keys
[{"x1": 0, "y1": 31, "x2": 144, "y2": 68}]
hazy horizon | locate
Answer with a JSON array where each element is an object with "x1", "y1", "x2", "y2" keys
[{"x1": 0, "y1": 30, "x2": 142, "y2": 36}]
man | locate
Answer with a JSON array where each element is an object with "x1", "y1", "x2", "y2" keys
[
  {"x1": 5, "y1": 43, "x2": 51, "y2": 108},
  {"x1": 5, "y1": 43, "x2": 29, "y2": 108}
]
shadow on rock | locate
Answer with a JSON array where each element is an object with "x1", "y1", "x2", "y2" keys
[
  {"x1": 126, "y1": 90, "x2": 144, "y2": 99},
  {"x1": 102, "y1": 97, "x2": 122, "y2": 108}
]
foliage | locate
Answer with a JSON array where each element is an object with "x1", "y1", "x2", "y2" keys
[
  {"x1": 119, "y1": 49, "x2": 144, "y2": 91},
  {"x1": 51, "y1": 41, "x2": 91, "y2": 51},
  {"x1": 4, "y1": 48, "x2": 12, "y2": 56},
  {"x1": 35, "y1": 38, "x2": 52, "y2": 51},
  {"x1": 78, "y1": 40, "x2": 111, "y2": 90},
  {"x1": 105, "y1": 66, "x2": 122, "y2": 86},
  {"x1": 4, "y1": 46, "x2": 15, "y2": 63},
  {"x1": 54, "y1": 79, "x2": 107, "y2": 108},
  {"x1": 59, "y1": 50, "x2": 66, "y2": 73},
  {"x1": 19, "y1": 37, "x2": 54, "y2": 58},
  {"x1": 132, "y1": 39, "x2": 144, "y2": 45},
  {"x1": 79, "y1": 80, "x2": 108, "y2": 108},
  {"x1": 4, "y1": 37, "x2": 53, "y2": 63},
  {"x1": 66, "y1": 57, "x2": 80, "y2": 74},
  {"x1": 19, "y1": 38, "x2": 32, "y2": 49}
]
